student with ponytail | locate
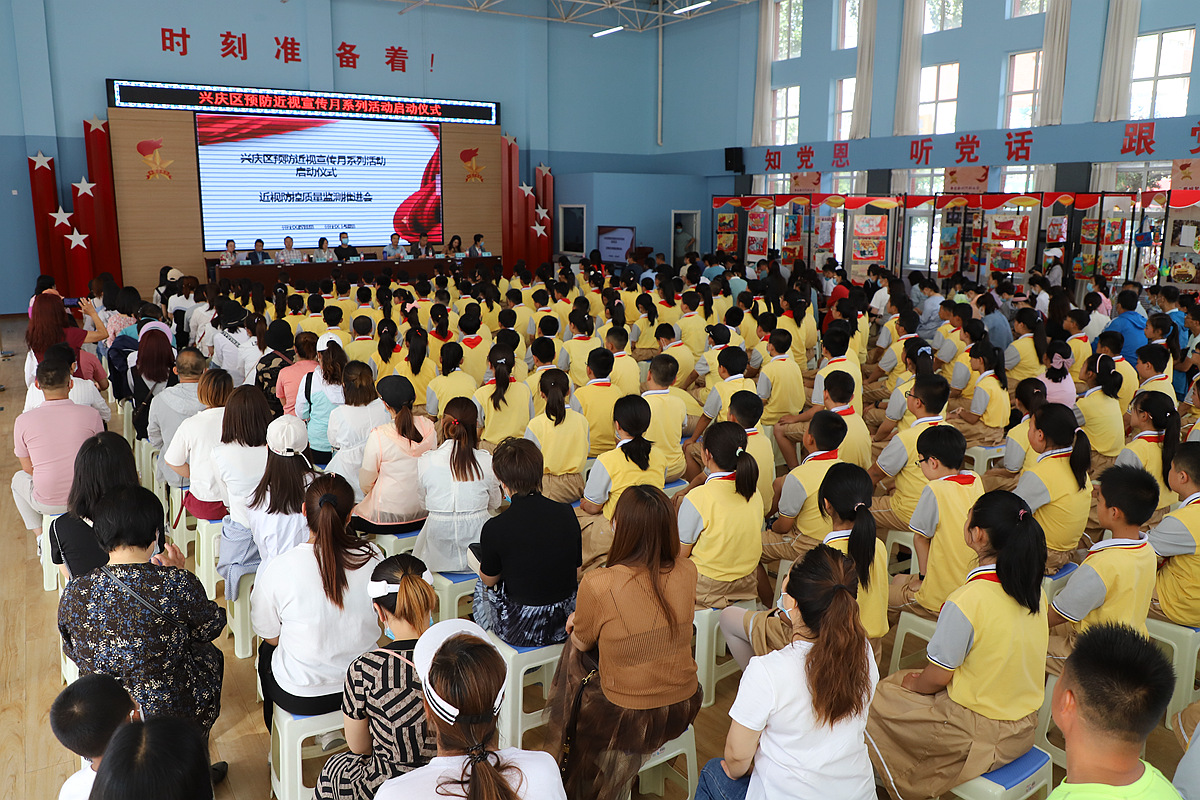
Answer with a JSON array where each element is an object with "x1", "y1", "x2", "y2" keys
[
  {"x1": 676, "y1": 422, "x2": 763, "y2": 609},
  {"x1": 866, "y1": 490, "x2": 1048, "y2": 800},
  {"x1": 700, "y1": 545, "x2": 878, "y2": 800},
  {"x1": 1005, "y1": 307, "x2": 1047, "y2": 382},
  {"x1": 356, "y1": 376, "x2": 438, "y2": 531},
  {"x1": 1075, "y1": 352, "x2": 1126, "y2": 478},
  {"x1": 253, "y1": 473, "x2": 383, "y2": 732},
  {"x1": 982, "y1": 378, "x2": 1046, "y2": 492},
  {"x1": 316, "y1": 554, "x2": 437, "y2": 799},
  {"x1": 370, "y1": 318, "x2": 403, "y2": 376},
  {"x1": 524, "y1": 368, "x2": 590, "y2": 503},
  {"x1": 633, "y1": 293, "x2": 661, "y2": 360},
  {"x1": 473, "y1": 346, "x2": 533, "y2": 450},
  {"x1": 414, "y1": 397, "x2": 501, "y2": 573},
  {"x1": 577, "y1": 394, "x2": 668, "y2": 572},
  {"x1": 1039, "y1": 339, "x2": 1078, "y2": 407},
  {"x1": 393, "y1": 327, "x2": 436, "y2": 415},
  {"x1": 944, "y1": 318, "x2": 987, "y2": 412},
  {"x1": 1118, "y1": 391, "x2": 1181, "y2": 525},
  {"x1": 1015, "y1": 403, "x2": 1092, "y2": 573},
  {"x1": 947, "y1": 342, "x2": 1009, "y2": 447},
  {"x1": 426, "y1": 342, "x2": 478, "y2": 419},
  {"x1": 1146, "y1": 312, "x2": 1183, "y2": 390},
  {"x1": 427, "y1": 304, "x2": 455, "y2": 365}
]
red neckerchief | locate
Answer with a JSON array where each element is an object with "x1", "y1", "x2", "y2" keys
[
  {"x1": 462, "y1": 335, "x2": 483, "y2": 348},
  {"x1": 1134, "y1": 432, "x2": 1165, "y2": 444},
  {"x1": 805, "y1": 449, "x2": 839, "y2": 462},
  {"x1": 783, "y1": 310, "x2": 794, "y2": 318},
  {"x1": 833, "y1": 405, "x2": 856, "y2": 417},
  {"x1": 944, "y1": 473, "x2": 978, "y2": 486},
  {"x1": 967, "y1": 566, "x2": 1000, "y2": 584},
  {"x1": 430, "y1": 331, "x2": 454, "y2": 342}
]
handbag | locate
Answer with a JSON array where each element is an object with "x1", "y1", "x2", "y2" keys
[{"x1": 557, "y1": 660, "x2": 598, "y2": 779}]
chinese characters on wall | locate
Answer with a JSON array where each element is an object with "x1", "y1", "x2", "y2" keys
[{"x1": 160, "y1": 27, "x2": 418, "y2": 73}]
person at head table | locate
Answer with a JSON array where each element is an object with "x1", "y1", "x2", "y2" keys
[
  {"x1": 314, "y1": 236, "x2": 335, "y2": 263},
  {"x1": 247, "y1": 239, "x2": 271, "y2": 265},
  {"x1": 467, "y1": 234, "x2": 487, "y2": 258},
  {"x1": 383, "y1": 233, "x2": 406, "y2": 261},
  {"x1": 410, "y1": 233, "x2": 435, "y2": 258},
  {"x1": 275, "y1": 236, "x2": 301, "y2": 264},
  {"x1": 219, "y1": 239, "x2": 239, "y2": 266},
  {"x1": 444, "y1": 235, "x2": 462, "y2": 256},
  {"x1": 334, "y1": 231, "x2": 359, "y2": 261}
]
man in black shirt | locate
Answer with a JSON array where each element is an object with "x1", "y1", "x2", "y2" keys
[
  {"x1": 409, "y1": 232, "x2": 435, "y2": 258},
  {"x1": 334, "y1": 231, "x2": 359, "y2": 261},
  {"x1": 247, "y1": 239, "x2": 270, "y2": 264}
]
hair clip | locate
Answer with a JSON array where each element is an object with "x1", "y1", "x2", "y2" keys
[{"x1": 1017, "y1": 508, "x2": 1028, "y2": 520}]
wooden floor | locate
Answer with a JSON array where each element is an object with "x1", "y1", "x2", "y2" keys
[{"x1": 0, "y1": 312, "x2": 1185, "y2": 799}]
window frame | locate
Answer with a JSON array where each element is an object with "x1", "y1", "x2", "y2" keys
[
  {"x1": 1003, "y1": 49, "x2": 1042, "y2": 129},
  {"x1": 834, "y1": 77, "x2": 856, "y2": 140},
  {"x1": 774, "y1": 0, "x2": 803, "y2": 61},
  {"x1": 1010, "y1": 0, "x2": 1046, "y2": 18},
  {"x1": 1130, "y1": 27, "x2": 1196, "y2": 120},
  {"x1": 771, "y1": 86, "x2": 802, "y2": 146},
  {"x1": 924, "y1": 0, "x2": 963, "y2": 34},
  {"x1": 918, "y1": 62, "x2": 960, "y2": 135},
  {"x1": 836, "y1": 0, "x2": 859, "y2": 50}
]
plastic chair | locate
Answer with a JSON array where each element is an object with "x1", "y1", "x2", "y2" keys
[
  {"x1": 40, "y1": 513, "x2": 62, "y2": 592},
  {"x1": 168, "y1": 484, "x2": 196, "y2": 555},
  {"x1": 228, "y1": 572, "x2": 257, "y2": 660},
  {"x1": 1146, "y1": 617, "x2": 1200, "y2": 731},
  {"x1": 1033, "y1": 675, "x2": 1065, "y2": 769},
  {"x1": 432, "y1": 571, "x2": 477, "y2": 622},
  {"x1": 149, "y1": 449, "x2": 169, "y2": 513},
  {"x1": 1040, "y1": 562, "x2": 1078, "y2": 604},
  {"x1": 195, "y1": 519, "x2": 223, "y2": 601},
  {"x1": 59, "y1": 579, "x2": 78, "y2": 685},
  {"x1": 694, "y1": 600, "x2": 755, "y2": 708},
  {"x1": 888, "y1": 611, "x2": 937, "y2": 676},
  {"x1": 964, "y1": 445, "x2": 1005, "y2": 474},
  {"x1": 487, "y1": 632, "x2": 562, "y2": 749},
  {"x1": 269, "y1": 707, "x2": 346, "y2": 800},
  {"x1": 664, "y1": 478, "x2": 688, "y2": 498},
  {"x1": 773, "y1": 558, "x2": 795, "y2": 606},
  {"x1": 885, "y1": 529, "x2": 919, "y2": 576},
  {"x1": 625, "y1": 725, "x2": 697, "y2": 800},
  {"x1": 948, "y1": 746, "x2": 1052, "y2": 800},
  {"x1": 121, "y1": 401, "x2": 134, "y2": 445},
  {"x1": 368, "y1": 520, "x2": 424, "y2": 558}
]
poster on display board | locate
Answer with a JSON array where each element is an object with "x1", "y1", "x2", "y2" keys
[
  {"x1": 789, "y1": 171, "x2": 821, "y2": 192},
  {"x1": 1080, "y1": 220, "x2": 1099, "y2": 246},
  {"x1": 1072, "y1": 254, "x2": 1096, "y2": 276},
  {"x1": 717, "y1": 232, "x2": 738, "y2": 252},
  {"x1": 1171, "y1": 260, "x2": 1198, "y2": 283},
  {"x1": 852, "y1": 238, "x2": 887, "y2": 261},
  {"x1": 717, "y1": 213, "x2": 738, "y2": 233},
  {"x1": 989, "y1": 247, "x2": 1027, "y2": 273},
  {"x1": 940, "y1": 226, "x2": 961, "y2": 250},
  {"x1": 943, "y1": 166, "x2": 990, "y2": 192},
  {"x1": 938, "y1": 253, "x2": 958, "y2": 277},
  {"x1": 988, "y1": 214, "x2": 1030, "y2": 242},
  {"x1": 746, "y1": 232, "x2": 768, "y2": 258},
  {"x1": 782, "y1": 243, "x2": 804, "y2": 263},
  {"x1": 1046, "y1": 217, "x2": 1068, "y2": 243},
  {"x1": 815, "y1": 216, "x2": 835, "y2": 250},
  {"x1": 783, "y1": 214, "x2": 802, "y2": 242},
  {"x1": 1099, "y1": 250, "x2": 1123, "y2": 277},
  {"x1": 1173, "y1": 159, "x2": 1200, "y2": 190},
  {"x1": 1102, "y1": 218, "x2": 1126, "y2": 246},
  {"x1": 852, "y1": 215, "x2": 888, "y2": 238},
  {"x1": 1171, "y1": 220, "x2": 1200, "y2": 251},
  {"x1": 747, "y1": 212, "x2": 769, "y2": 233}
]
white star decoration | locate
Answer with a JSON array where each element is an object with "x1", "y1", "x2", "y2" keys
[
  {"x1": 86, "y1": 116, "x2": 107, "y2": 132},
  {"x1": 536, "y1": 163, "x2": 550, "y2": 176},
  {"x1": 49, "y1": 207, "x2": 72, "y2": 227},
  {"x1": 501, "y1": 133, "x2": 516, "y2": 146},
  {"x1": 66, "y1": 229, "x2": 88, "y2": 249},
  {"x1": 29, "y1": 151, "x2": 52, "y2": 170},
  {"x1": 73, "y1": 177, "x2": 96, "y2": 196},
  {"x1": 518, "y1": 183, "x2": 534, "y2": 197},
  {"x1": 535, "y1": 206, "x2": 549, "y2": 220},
  {"x1": 531, "y1": 222, "x2": 547, "y2": 238}
]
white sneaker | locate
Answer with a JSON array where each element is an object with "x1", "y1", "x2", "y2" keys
[{"x1": 316, "y1": 731, "x2": 346, "y2": 752}]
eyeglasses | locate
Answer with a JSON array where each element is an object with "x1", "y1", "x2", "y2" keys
[
  {"x1": 904, "y1": 391, "x2": 915, "y2": 399},
  {"x1": 916, "y1": 455, "x2": 933, "y2": 465}
]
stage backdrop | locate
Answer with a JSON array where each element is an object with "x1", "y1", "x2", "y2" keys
[{"x1": 109, "y1": 108, "x2": 501, "y2": 296}]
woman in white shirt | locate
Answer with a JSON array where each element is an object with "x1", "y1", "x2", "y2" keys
[
  {"x1": 211, "y1": 302, "x2": 252, "y2": 384},
  {"x1": 326, "y1": 361, "x2": 392, "y2": 501},
  {"x1": 236, "y1": 315, "x2": 269, "y2": 386},
  {"x1": 252, "y1": 473, "x2": 383, "y2": 731},
  {"x1": 696, "y1": 544, "x2": 879, "y2": 800},
  {"x1": 414, "y1": 397, "x2": 501, "y2": 573},
  {"x1": 211, "y1": 386, "x2": 272, "y2": 578},
  {"x1": 375, "y1": 619, "x2": 567, "y2": 800},
  {"x1": 296, "y1": 334, "x2": 348, "y2": 467},
  {"x1": 165, "y1": 368, "x2": 234, "y2": 521},
  {"x1": 246, "y1": 416, "x2": 316, "y2": 572}
]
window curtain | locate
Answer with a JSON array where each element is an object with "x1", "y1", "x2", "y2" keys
[
  {"x1": 892, "y1": 0, "x2": 924, "y2": 136},
  {"x1": 751, "y1": 0, "x2": 774, "y2": 148},
  {"x1": 850, "y1": 0, "x2": 878, "y2": 139},
  {"x1": 1090, "y1": 163, "x2": 1118, "y2": 192},
  {"x1": 1094, "y1": 0, "x2": 1141, "y2": 123},
  {"x1": 1033, "y1": 164, "x2": 1058, "y2": 192},
  {"x1": 1033, "y1": 0, "x2": 1071, "y2": 126}
]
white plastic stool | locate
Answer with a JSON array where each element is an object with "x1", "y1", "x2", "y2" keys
[
  {"x1": 149, "y1": 450, "x2": 169, "y2": 512},
  {"x1": 773, "y1": 558, "x2": 795, "y2": 605},
  {"x1": 433, "y1": 571, "x2": 477, "y2": 622},
  {"x1": 269, "y1": 707, "x2": 345, "y2": 800},
  {"x1": 1041, "y1": 562, "x2": 1078, "y2": 604},
  {"x1": 664, "y1": 478, "x2": 688, "y2": 498},
  {"x1": 228, "y1": 572, "x2": 257, "y2": 659},
  {"x1": 121, "y1": 401, "x2": 134, "y2": 445},
  {"x1": 1033, "y1": 675, "x2": 1065, "y2": 769},
  {"x1": 626, "y1": 725, "x2": 697, "y2": 800},
  {"x1": 487, "y1": 632, "x2": 562, "y2": 749},
  {"x1": 168, "y1": 484, "x2": 196, "y2": 555},
  {"x1": 948, "y1": 746, "x2": 1052, "y2": 800},
  {"x1": 369, "y1": 522, "x2": 423, "y2": 558},
  {"x1": 888, "y1": 611, "x2": 938, "y2": 676},
  {"x1": 885, "y1": 529, "x2": 919, "y2": 576},
  {"x1": 59, "y1": 581, "x2": 79, "y2": 685},
  {"x1": 964, "y1": 444, "x2": 1005, "y2": 474},
  {"x1": 40, "y1": 514, "x2": 62, "y2": 592},
  {"x1": 694, "y1": 600, "x2": 755, "y2": 708},
  {"x1": 761, "y1": 424, "x2": 787, "y2": 468},
  {"x1": 1146, "y1": 617, "x2": 1200, "y2": 731},
  {"x1": 195, "y1": 518, "x2": 223, "y2": 601}
]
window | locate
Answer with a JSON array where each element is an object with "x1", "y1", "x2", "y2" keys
[
  {"x1": 924, "y1": 0, "x2": 962, "y2": 33},
  {"x1": 775, "y1": 0, "x2": 803, "y2": 60},
  {"x1": 834, "y1": 78, "x2": 856, "y2": 140},
  {"x1": 1004, "y1": 50, "x2": 1042, "y2": 128},
  {"x1": 1114, "y1": 161, "x2": 1172, "y2": 193},
  {"x1": 772, "y1": 86, "x2": 801, "y2": 146},
  {"x1": 918, "y1": 62, "x2": 959, "y2": 134},
  {"x1": 1011, "y1": 0, "x2": 1045, "y2": 17},
  {"x1": 899, "y1": 168, "x2": 945, "y2": 195},
  {"x1": 830, "y1": 171, "x2": 863, "y2": 194},
  {"x1": 1000, "y1": 165, "x2": 1035, "y2": 193},
  {"x1": 837, "y1": 0, "x2": 859, "y2": 49},
  {"x1": 1131, "y1": 28, "x2": 1195, "y2": 119}
]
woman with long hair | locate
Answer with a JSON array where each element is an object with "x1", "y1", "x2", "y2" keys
[
  {"x1": 546, "y1": 486, "x2": 701, "y2": 800},
  {"x1": 356, "y1": 376, "x2": 438, "y2": 531},
  {"x1": 867, "y1": 491, "x2": 1048, "y2": 800},
  {"x1": 474, "y1": 346, "x2": 533, "y2": 451},
  {"x1": 697, "y1": 544, "x2": 878, "y2": 800},
  {"x1": 254, "y1": 320, "x2": 297, "y2": 417},
  {"x1": 246, "y1": 416, "x2": 316, "y2": 570},
  {"x1": 25, "y1": 293, "x2": 106, "y2": 381},
  {"x1": 236, "y1": 313, "x2": 269, "y2": 387},
  {"x1": 326, "y1": 362, "x2": 392, "y2": 500},
  {"x1": 414, "y1": 397, "x2": 501, "y2": 573},
  {"x1": 129, "y1": 327, "x2": 177, "y2": 429},
  {"x1": 103, "y1": 286, "x2": 142, "y2": 345},
  {"x1": 1015, "y1": 402, "x2": 1092, "y2": 573},
  {"x1": 297, "y1": 334, "x2": 348, "y2": 466},
  {"x1": 524, "y1": 368, "x2": 590, "y2": 503},
  {"x1": 426, "y1": 341, "x2": 478, "y2": 419},
  {"x1": 316, "y1": 554, "x2": 438, "y2": 799},
  {"x1": 252, "y1": 473, "x2": 383, "y2": 731}
]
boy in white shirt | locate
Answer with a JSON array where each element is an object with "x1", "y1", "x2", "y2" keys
[{"x1": 50, "y1": 674, "x2": 138, "y2": 800}]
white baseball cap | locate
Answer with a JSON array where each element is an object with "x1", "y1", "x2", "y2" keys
[
  {"x1": 266, "y1": 415, "x2": 308, "y2": 457},
  {"x1": 316, "y1": 332, "x2": 342, "y2": 352}
]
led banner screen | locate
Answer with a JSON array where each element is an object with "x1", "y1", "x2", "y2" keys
[{"x1": 195, "y1": 113, "x2": 442, "y2": 250}]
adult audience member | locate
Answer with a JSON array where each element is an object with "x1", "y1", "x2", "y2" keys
[
  {"x1": 165, "y1": 369, "x2": 234, "y2": 521},
  {"x1": 90, "y1": 718, "x2": 215, "y2": 800},
  {"x1": 211, "y1": 386, "x2": 273, "y2": 600},
  {"x1": 277, "y1": 330, "x2": 320, "y2": 416},
  {"x1": 355, "y1": 376, "x2": 438, "y2": 530},
  {"x1": 245, "y1": 416, "x2": 316, "y2": 571},
  {"x1": 147, "y1": 348, "x2": 206, "y2": 488},
  {"x1": 50, "y1": 674, "x2": 138, "y2": 800},
  {"x1": 23, "y1": 342, "x2": 110, "y2": 422},
  {"x1": 326, "y1": 361, "x2": 391, "y2": 500},
  {"x1": 25, "y1": 293, "x2": 106, "y2": 379},
  {"x1": 297, "y1": 334, "x2": 348, "y2": 466},
  {"x1": 255, "y1": 320, "x2": 297, "y2": 417}
]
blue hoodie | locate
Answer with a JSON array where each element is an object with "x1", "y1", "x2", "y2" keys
[{"x1": 1100, "y1": 309, "x2": 1148, "y2": 363}]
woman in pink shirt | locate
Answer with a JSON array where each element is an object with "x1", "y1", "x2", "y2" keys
[{"x1": 276, "y1": 331, "x2": 319, "y2": 415}]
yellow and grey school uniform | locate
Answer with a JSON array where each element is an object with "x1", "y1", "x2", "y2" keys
[
  {"x1": 426, "y1": 330, "x2": 455, "y2": 366},
  {"x1": 876, "y1": 313, "x2": 900, "y2": 352},
  {"x1": 776, "y1": 313, "x2": 805, "y2": 363},
  {"x1": 1015, "y1": 447, "x2": 1092, "y2": 569},
  {"x1": 906, "y1": 472, "x2": 986, "y2": 615},
  {"x1": 694, "y1": 344, "x2": 731, "y2": 389},
  {"x1": 525, "y1": 409, "x2": 590, "y2": 503},
  {"x1": 643, "y1": 388, "x2": 688, "y2": 482},
  {"x1": 525, "y1": 364, "x2": 563, "y2": 417},
  {"x1": 770, "y1": 450, "x2": 842, "y2": 551},
  {"x1": 1151, "y1": 337, "x2": 1176, "y2": 384},
  {"x1": 571, "y1": 378, "x2": 624, "y2": 457},
  {"x1": 954, "y1": 369, "x2": 1008, "y2": 447},
  {"x1": 633, "y1": 315, "x2": 660, "y2": 352},
  {"x1": 473, "y1": 378, "x2": 534, "y2": 445},
  {"x1": 948, "y1": 347, "x2": 977, "y2": 408},
  {"x1": 508, "y1": 304, "x2": 534, "y2": 342},
  {"x1": 656, "y1": 300, "x2": 682, "y2": 328},
  {"x1": 1004, "y1": 333, "x2": 1045, "y2": 382},
  {"x1": 823, "y1": 528, "x2": 888, "y2": 640},
  {"x1": 875, "y1": 415, "x2": 944, "y2": 528},
  {"x1": 848, "y1": 323, "x2": 869, "y2": 365},
  {"x1": 1112, "y1": 354, "x2": 1139, "y2": 411},
  {"x1": 1116, "y1": 431, "x2": 1179, "y2": 511},
  {"x1": 932, "y1": 320, "x2": 954, "y2": 350},
  {"x1": 609, "y1": 351, "x2": 641, "y2": 396},
  {"x1": 559, "y1": 334, "x2": 601, "y2": 389},
  {"x1": 879, "y1": 333, "x2": 918, "y2": 393},
  {"x1": 425, "y1": 369, "x2": 478, "y2": 417},
  {"x1": 1136, "y1": 372, "x2": 1176, "y2": 403},
  {"x1": 660, "y1": 340, "x2": 696, "y2": 385},
  {"x1": 583, "y1": 438, "x2": 667, "y2": 519},
  {"x1": 1066, "y1": 333, "x2": 1090, "y2": 382},
  {"x1": 935, "y1": 326, "x2": 965, "y2": 381},
  {"x1": 880, "y1": 373, "x2": 918, "y2": 433},
  {"x1": 458, "y1": 334, "x2": 491, "y2": 385},
  {"x1": 1076, "y1": 386, "x2": 1125, "y2": 461},
  {"x1": 831, "y1": 403, "x2": 872, "y2": 470},
  {"x1": 757, "y1": 354, "x2": 807, "y2": 426},
  {"x1": 744, "y1": 426, "x2": 775, "y2": 517},
  {"x1": 678, "y1": 471, "x2": 763, "y2": 606},
  {"x1": 866, "y1": 564, "x2": 1048, "y2": 800},
  {"x1": 369, "y1": 348, "x2": 405, "y2": 379},
  {"x1": 350, "y1": 304, "x2": 384, "y2": 329},
  {"x1": 812, "y1": 355, "x2": 862, "y2": 411},
  {"x1": 343, "y1": 335, "x2": 379, "y2": 367},
  {"x1": 394, "y1": 355, "x2": 438, "y2": 410},
  {"x1": 703, "y1": 374, "x2": 757, "y2": 423},
  {"x1": 1149, "y1": 492, "x2": 1200, "y2": 626}
]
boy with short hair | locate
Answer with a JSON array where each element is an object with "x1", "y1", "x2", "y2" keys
[
  {"x1": 526, "y1": 336, "x2": 560, "y2": 416},
  {"x1": 680, "y1": 323, "x2": 733, "y2": 395},
  {"x1": 604, "y1": 326, "x2": 641, "y2": 396},
  {"x1": 343, "y1": 315, "x2": 378, "y2": 365},
  {"x1": 1064, "y1": 309, "x2": 1092, "y2": 386},
  {"x1": 823, "y1": 370, "x2": 871, "y2": 470},
  {"x1": 50, "y1": 673, "x2": 138, "y2": 800},
  {"x1": 559, "y1": 309, "x2": 600, "y2": 389},
  {"x1": 1047, "y1": 465, "x2": 1159, "y2": 676},
  {"x1": 774, "y1": 326, "x2": 858, "y2": 464},
  {"x1": 321, "y1": 305, "x2": 350, "y2": 346},
  {"x1": 1048, "y1": 624, "x2": 1178, "y2": 798},
  {"x1": 657, "y1": 323, "x2": 696, "y2": 388},
  {"x1": 1134, "y1": 343, "x2": 1175, "y2": 401},
  {"x1": 1149, "y1": 442, "x2": 1200, "y2": 627},
  {"x1": 756, "y1": 329, "x2": 806, "y2": 429},
  {"x1": 868, "y1": 373, "x2": 951, "y2": 532},
  {"x1": 643, "y1": 354, "x2": 689, "y2": 482},
  {"x1": 570, "y1": 347, "x2": 623, "y2": 457},
  {"x1": 682, "y1": 346, "x2": 756, "y2": 477},
  {"x1": 297, "y1": 293, "x2": 327, "y2": 335}
]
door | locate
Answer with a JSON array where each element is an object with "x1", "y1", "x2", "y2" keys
[{"x1": 671, "y1": 210, "x2": 700, "y2": 269}]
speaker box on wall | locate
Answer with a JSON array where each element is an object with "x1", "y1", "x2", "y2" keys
[{"x1": 725, "y1": 147, "x2": 745, "y2": 173}]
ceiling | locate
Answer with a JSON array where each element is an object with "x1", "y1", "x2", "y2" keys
[{"x1": 383, "y1": 0, "x2": 751, "y2": 33}]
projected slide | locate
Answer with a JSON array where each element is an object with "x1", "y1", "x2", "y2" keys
[{"x1": 196, "y1": 113, "x2": 442, "y2": 251}]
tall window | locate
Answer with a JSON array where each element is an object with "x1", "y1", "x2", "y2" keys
[
  {"x1": 772, "y1": 86, "x2": 801, "y2": 145},
  {"x1": 1011, "y1": 0, "x2": 1045, "y2": 17},
  {"x1": 1114, "y1": 161, "x2": 1172, "y2": 193},
  {"x1": 924, "y1": 0, "x2": 962, "y2": 33},
  {"x1": 900, "y1": 170, "x2": 944, "y2": 269},
  {"x1": 1000, "y1": 165, "x2": 1035, "y2": 192},
  {"x1": 1131, "y1": 28, "x2": 1195, "y2": 120},
  {"x1": 1004, "y1": 50, "x2": 1042, "y2": 128},
  {"x1": 775, "y1": 0, "x2": 803, "y2": 60},
  {"x1": 834, "y1": 78, "x2": 856, "y2": 140},
  {"x1": 918, "y1": 62, "x2": 959, "y2": 134},
  {"x1": 837, "y1": 0, "x2": 859, "y2": 49}
]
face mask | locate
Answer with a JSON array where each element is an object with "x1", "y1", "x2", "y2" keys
[
  {"x1": 776, "y1": 594, "x2": 791, "y2": 621},
  {"x1": 340, "y1": 237, "x2": 348, "y2": 244},
  {"x1": 383, "y1": 626, "x2": 395, "y2": 641}
]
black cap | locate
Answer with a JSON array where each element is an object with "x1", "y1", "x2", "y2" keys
[{"x1": 377, "y1": 375, "x2": 416, "y2": 409}]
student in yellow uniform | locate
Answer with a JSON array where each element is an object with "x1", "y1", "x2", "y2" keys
[
  {"x1": 677, "y1": 290, "x2": 708, "y2": 356},
  {"x1": 657, "y1": 324, "x2": 696, "y2": 390},
  {"x1": 867, "y1": 336, "x2": 932, "y2": 441},
  {"x1": 426, "y1": 305, "x2": 456, "y2": 366},
  {"x1": 655, "y1": 280, "x2": 681, "y2": 328},
  {"x1": 643, "y1": 355, "x2": 688, "y2": 482},
  {"x1": 576, "y1": 394, "x2": 667, "y2": 571},
  {"x1": 1133, "y1": 343, "x2": 1176, "y2": 404},
  {"x1": 425, "y1": 342, "x2": 478, "y2": 419},
  {"x1": 682, "y1": 347, "x2": 756, "y2": 477},
  {"x1": 632, "y1": 293, "x2": 662, "y2": 361},
  {"x1": 493, "y1": 308, "x2": 528, "y2": 365},
  {"x1": 756, "y1": 329, "x2": 806, "y2": 428},
  {"x1": 868, "y1": 373, "x2": 950, "y2": 533},
  {"x1": 493, "y1": 329, "x2": 528, "y2": 382},
  {"x1": 1146, "y1": 312, "x2": 1182, "y2": 386},
  {"x1": 755, "y1": 411, "x2": 847, "y2": 605},
  {"x1": 1063, "y1": 309, "x2": 1092, "y2": 387},
  {"x1": 473, "y1": 346, "x2": 533, "y2": 451},
  {"x1": 352, "y1": 286, "x2": 384, "y2": 328},
  {"x1": 368, "y1": 319, "x2": 404, "y2": 377},
  {"x1": 570, "y1": 347, "x2": 624, "y2": 458},
  {"x1": 774, "y1": 326, "x2": 859, "y2": 470},
  {"x1": 525, "y1": 337, "x2": 561, "y2": 417},
  {"x1": 867, "y1": 490, "x2": 1049, "y2": 800},
  {"x1": 680, "y1": 323, "x2": 735, "y2": 398},
  {"x1": 457, "y1": 313, "x2": 490, "y2": 384},
  {"x1": 677, "y1": 422, "x2": 762, "y2": 609},
  {"x1": 946, "y1": 319, "x2": 987, "y2": 413},
  {"x1": 1046, "y1": 465, "x2": 1159, "y2": 676},
  {"x1": 934, "y1": 302, "x2": 972, "y2": 381},
  {"x1": 1075, "y1": 353, "x2": 1127, "y2": 477},
  {"x1": 524, "y1": 368, "x2": 590, "y2": 504},
  {"x1": 503, "y1": 288, "x2": 534, "y2": 345},
  {"x1": 320, "y1": 306, "x2": 351, "y2": 347},
  {"x1": 1004, "y1": 307, "x2": 1048, "y2": 383},
  {"x1": 296, "y1": 294, "x2": 328, "y2": 335},
  {"x1": 1117, "y1": 392, "x2": 1181, "y2": 527},
  {"x1": 605, "y1": 327, "x2": 641, "y2": 397},
  {"x1": 947, "y1": 342, "x2": 1009, "y2": 447},
  {"x1": 1015, "y1": 402, "x2": 1093, "y2": 574},
  {"x1": 1095, "y1": 330, "x2": 1139, "y2": 412},
  {"x1": 729, "y1": 390, "x2": 776, "y2": 518},
  {"x1": 527, "y1": 288, "x2": 556, "y2": 340},
  {"x1": 983, "y1": 378, "x2": 1047, "y2": 492},
  {"x1": 831, "y1": 298, "x2": 869, "y2": 365},
  {"x1": 808, "y1": 371, "x2": 868, "y2": 476},
  {"x1": 1149, "y1": 443, "x2": 1200, "y2": 628},
  {"x1": 559, "y1": 310, "x2": 602, "y2": 389},
  {"x1": 392, "y1": 329, "x2": 436, "y2": 415},
  {"x1": 343, "y1": 316, "x2": 378, "y2": 367},
  {"x1": 864, "y1": 310, "x2": 920, "y2": 399},
  {"x1": 888, "y1": 426, "x2": 985, "y2": 623}
]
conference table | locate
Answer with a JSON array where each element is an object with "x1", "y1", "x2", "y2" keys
[{"x1": 208, "y1": 255, "x2": 502, "y2": 285}]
